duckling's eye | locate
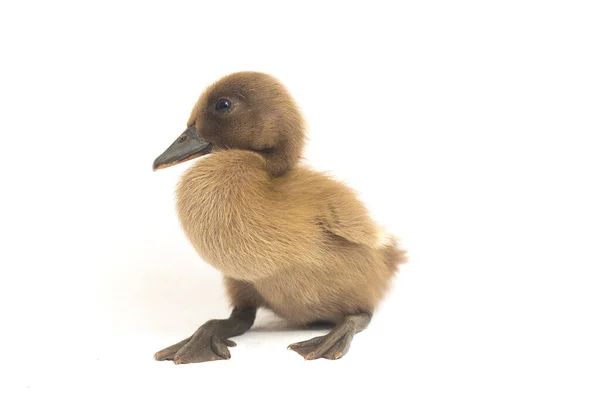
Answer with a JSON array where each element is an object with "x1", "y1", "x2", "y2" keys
[{"x1": 215, "y1": 98, "x2": 232, "y2": 113}]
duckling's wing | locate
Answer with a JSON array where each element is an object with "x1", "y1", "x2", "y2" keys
[{"x1": 319, "y1": 181, "x2": 383, "y2": 249}]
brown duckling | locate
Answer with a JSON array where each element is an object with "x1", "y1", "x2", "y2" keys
[{"x1": 152, "y1": 71, "x2": 407, "y2": 363}]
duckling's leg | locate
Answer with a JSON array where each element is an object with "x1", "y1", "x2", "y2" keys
[
  {"x1": 154, "y1": 306, "x2": 256, "y2": 364},
  {"x1": 288, "y1": 312, "x2": 372, "y2": 360}
]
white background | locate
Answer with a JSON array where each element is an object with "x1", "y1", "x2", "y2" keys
[{"x1": 1, "y1": 0, "x2": 599, "y2": 398}]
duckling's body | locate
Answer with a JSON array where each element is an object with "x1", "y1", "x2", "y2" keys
[
  {"x1": 177, "y1": 149, "x2": 401, "y2": 325},
  {"x1": 153, "y1": 71, "x2": 406, "y2": 363}
]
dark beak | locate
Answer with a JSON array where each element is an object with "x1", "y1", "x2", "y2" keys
[{"x1": 152, "y1": 126, "x2": 212, "y2": 171}]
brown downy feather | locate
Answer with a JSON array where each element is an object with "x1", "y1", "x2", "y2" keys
[{"x1": 175, "y1": 71, "x2": 407, "y2": 325}]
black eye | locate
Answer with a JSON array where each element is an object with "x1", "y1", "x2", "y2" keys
[{"x1": 215, "y1": 98, "x2": 232, "y2": 112}]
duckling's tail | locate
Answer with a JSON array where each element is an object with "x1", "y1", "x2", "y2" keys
[{"x1": 380, "y1": 236, "x2": 408, "y2": 274}]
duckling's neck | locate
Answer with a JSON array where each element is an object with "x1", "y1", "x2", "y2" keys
[{"x1": 260, "y1": 131, "x2": 303, "y2": 176}]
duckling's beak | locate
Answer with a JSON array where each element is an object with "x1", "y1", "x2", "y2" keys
[{"x1": 152, "y1": 126, "x2": 212, "y2": 171}]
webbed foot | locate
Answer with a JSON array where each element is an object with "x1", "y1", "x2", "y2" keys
[
  {"x1": 154, "y1": 307, "x2": 256, "y2": 364},
  {"x1": 288, "y1": 313, "x2": 372, "y2": 360}
]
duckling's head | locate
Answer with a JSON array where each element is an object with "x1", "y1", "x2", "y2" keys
[{"x1": 153, "y1": 71, "x2": 305, "y2": 176}]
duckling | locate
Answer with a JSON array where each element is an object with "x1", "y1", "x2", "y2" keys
[{"x1": 152, "y1": 71, "x2": 407, "y2": 363}]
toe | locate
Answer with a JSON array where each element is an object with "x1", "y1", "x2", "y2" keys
[
  {"x1": 154, "y1": 337, "x2": 191, "y2": 361},
  {"x1": 211, "y1": 336, "x2": 232, "y2": 359},
  {"x1": 289, "y1": 344, "x2": 326, "y2": 360},
  {"x1": 287, "y1": 335, "x2": 326, "y2": 350},
  {"x1": 322, "y1": 346, "x2": 339, "y2": 360},
  {"x1": 289, "y1": 345, "x2": 312, "y2": 359},
  {"x1": 173, "y1": 347, "x2": 224, "y2": 364},
  {"x1": 154, "y1": 352, "x2": 175, "y2": 361},
  {"x1": 323, "y1": 332, "x2": 352, "y2": 360}
]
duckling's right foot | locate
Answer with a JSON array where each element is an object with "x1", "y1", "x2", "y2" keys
[{"x1": 154, "y1": 307, "x2": 256, "y2": 364}]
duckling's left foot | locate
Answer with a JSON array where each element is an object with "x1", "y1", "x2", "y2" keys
[
  {"x1": 288, "y1": 312, "x2": 371, "y2": 360},
  {"x1": 154, "y1": 307, "x2": 256, "y2": 364}
]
